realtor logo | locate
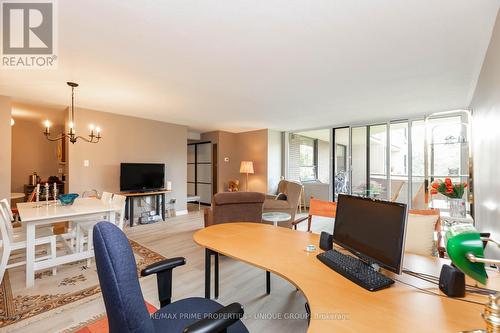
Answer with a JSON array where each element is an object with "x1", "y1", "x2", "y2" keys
[{"x1": 1, "y1": 0, "x2": 57, "y2": 68}]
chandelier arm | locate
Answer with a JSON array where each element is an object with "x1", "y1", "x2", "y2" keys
[{"x1": 44, "y1": 133, "x2": 68, "y2": 142}]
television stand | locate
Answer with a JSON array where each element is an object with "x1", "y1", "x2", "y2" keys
[{"x1": 118, "y1": 189, "x2": 172, "y2": 227}]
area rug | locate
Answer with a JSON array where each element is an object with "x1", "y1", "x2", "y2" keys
[{"x1": 0, "y1": 239, "x2": 165, "y2": 328}]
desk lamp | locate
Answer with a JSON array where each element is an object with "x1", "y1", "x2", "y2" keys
[{"x1": 446, "y1": 225, "x2": 500, "y2": 332}]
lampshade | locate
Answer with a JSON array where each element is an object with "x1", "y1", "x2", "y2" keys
[
  {"x1": 240, "y1": 161, "x2": 254, "y2": 174},
  {"x1": 446, "y1": 225, "x2": 488, "y2": 285}
]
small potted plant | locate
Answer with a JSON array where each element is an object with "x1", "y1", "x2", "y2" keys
[{"x1": 430, "y1": 178, "x2": 468, "y2": 218}]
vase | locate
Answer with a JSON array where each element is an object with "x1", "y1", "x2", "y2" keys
[{"x1": 448, "y1": 198, "x2": 466, "y2": 218}]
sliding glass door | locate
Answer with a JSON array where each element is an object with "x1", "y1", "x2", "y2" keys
[{"x1": 332, "y1": 111, "x2": 472, "y2": 213}]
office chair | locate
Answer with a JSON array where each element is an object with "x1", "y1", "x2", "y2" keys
[{"x1": 93, "y1": 222, "x2": 248, "y2": 333}]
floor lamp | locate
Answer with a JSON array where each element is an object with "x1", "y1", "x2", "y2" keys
[{"x1": 240, "y1": 161, "x2": 254, "y2": 191}]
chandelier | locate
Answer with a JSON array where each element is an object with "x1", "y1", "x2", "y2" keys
[{"x1": 44, "y1": 82, "x2": 102, "y2": 144}]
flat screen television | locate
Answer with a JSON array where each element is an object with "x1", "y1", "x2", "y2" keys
[{"x1": 120, "y1": 163, "x2": 165, "y2": 192}]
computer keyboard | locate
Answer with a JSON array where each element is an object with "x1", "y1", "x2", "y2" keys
[{"x1": 317, "y1": 250, "x2": 394, "y2": 291}]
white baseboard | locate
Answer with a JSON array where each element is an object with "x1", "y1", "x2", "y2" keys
[{"x1": 176, "y1": 209, "x2": 188, "y2": 216}]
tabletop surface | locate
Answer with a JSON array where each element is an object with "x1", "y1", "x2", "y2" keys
[
  {"x1": 194, "y1": 222, "x2": 499, "y2": 333},
  {"x1": 17, "y1": 198, "x2": 114, "y2": 222},
  {"x1": 262, "y1": 212, "x2": 292, "y2": 221}
]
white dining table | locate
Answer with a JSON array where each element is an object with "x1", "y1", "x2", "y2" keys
[{"x1": 17, "y1": 198, "x2": 116, "y2": 288}]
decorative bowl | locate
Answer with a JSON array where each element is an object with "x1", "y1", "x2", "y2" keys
[{"x1": 58, "y1": 193, "x2": 79, "y2": 206}]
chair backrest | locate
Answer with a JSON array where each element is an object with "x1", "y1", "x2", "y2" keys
[
  {"x1": 101, "y1": 191, "x2": 113, "y2": 203},
  {"x1": 309, "y1": 198, "x2": 337, "y2": 218},
  {"x1": 282, "y1": 181, "x2": 302, "y2": 220},
  {"x1": 82, "y1": 189, "x2": 99, "y2": 198},
  {"x1": 0, "y1": 199, "x2": 15, "y2": 239},
  {"x1": 93, "y1": 222, "x2": 153, "y2": 333},
  {"x1": 0, "y1": 205, "x2": 12, "y2": 248},
  {"x1": 111, "y1": 194, "x2": 126, "y2": 229},
  {"x1": 211, "y1": 192, "x2": 265, "y2": 225}
]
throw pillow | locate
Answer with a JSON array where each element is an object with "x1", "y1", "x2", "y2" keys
[
  {"x1": 276, "y1": 193, "x2": 287, "y2": 200},
  {"x1": 405, "y1": 213, "x2": 439, "y2": 256}
]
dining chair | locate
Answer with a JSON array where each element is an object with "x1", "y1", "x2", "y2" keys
[
  {"x1": 77, "y1": 192, "x2": 126, "y2": 266},
  {"x1": 292, "y1": 197, "x2": 337, "y2": 232},
  {"x1": 0, "y1": 204, "x2": 57, "y2": 283},
  {"x1": 93, "y1": 221, "x2": 248, "y2": 333}
]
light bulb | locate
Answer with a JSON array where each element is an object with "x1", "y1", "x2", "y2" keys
[
  {"x1": 89, "y1": 124, "x2": 95, "y2": 131},
  {"x1": 69, "y1": 121, "x2": 74, "y2": 129},
  {"x1": 10, "y1": 118, "x2": 14, "y2": 126},
  {"x1": 44, "y1": 120, "x2": 51, "y2": 128},
  {"x1": 95, "y1": 126, "x2": 101, "y2": 133}
]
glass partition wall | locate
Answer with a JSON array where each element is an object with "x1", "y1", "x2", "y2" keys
[{"x1": 332, "y1": 110, "x2": 472, "y2": 213}]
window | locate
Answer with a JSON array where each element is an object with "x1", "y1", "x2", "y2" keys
[
  {"x1": 332, "y1": 110, "x2": 471, "y2": 212},
  {"x1": 299, "y1": 136, "x2": 316, "y2": 182},
  {"x1": 287, "y1": 130, "x2": 331, "y2": 184}
]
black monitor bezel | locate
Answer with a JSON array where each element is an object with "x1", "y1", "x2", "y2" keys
[{"x1": 333, "y1": 194, "x2": 408, "y2": 274}]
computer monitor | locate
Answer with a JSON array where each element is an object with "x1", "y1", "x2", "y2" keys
[{"x1": 333, "y1": 194, "x2": 408, "y2": 274}]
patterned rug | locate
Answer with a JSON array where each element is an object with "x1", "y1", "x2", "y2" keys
[{"x1": 0, "y1": 239, "x2": 165, "y2": 328}]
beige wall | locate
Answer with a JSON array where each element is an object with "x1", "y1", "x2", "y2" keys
[
  {"x1": 68, "y1": 107, "x2": 188, "y2": 211},
  {"x1": 11, "y1": 103, "x2": 65, "y2": 193},
  {"x1": 201, "y1": 129, "x2": 280, "y2": 193},
  {"x1": 470, "y1": 10, "x2": 500, "y2": 259},
  {"x1": 235, "y1": 129, "x2": 268, "y2": 193},
  {"x1": 0, "y1": 96, "x2": 11, "y2": 201}
]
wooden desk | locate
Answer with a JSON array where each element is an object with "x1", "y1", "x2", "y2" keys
[
  {"x1": 118, "y1": 189, "x2": 172, "y2": 227},
  {"x1": 194, "y1": 223, "x2": 500, "y2": 332}
]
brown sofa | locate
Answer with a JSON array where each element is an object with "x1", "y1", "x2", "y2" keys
[
  {"x1": 204, "y1": 192, "x2": 265, "y2": 227},
  {"x1": 263, "y1": 179, "x2": 303, "y2": 228}
]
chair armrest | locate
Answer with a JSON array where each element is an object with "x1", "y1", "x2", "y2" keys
[
  {"x1": 140, "y1": 257, "x2": 186, "y2": 277},
  {"x1": 141, "y1": 257, "x2": 186, "y2": 307},
  {"x1": 204, "y1": 208, "x2": 213, "y2": 227},
  {"x1": 266, "y1": 194, "x2": 278, "y2": 200},
  {"x1": 183, "y1": 302, "x2": 245, "y2": 333},
  {"x1": 291, "y1": 216, "x2": 309, "y2": 230}
]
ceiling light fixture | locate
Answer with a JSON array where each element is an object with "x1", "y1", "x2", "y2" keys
[{"x1": 44, "y1": 82, "x2": 102, "y2": 144}]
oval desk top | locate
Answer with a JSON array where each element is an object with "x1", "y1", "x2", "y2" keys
[{"x1": 194, "y1": 223, "x2": 498, "y2": 333}]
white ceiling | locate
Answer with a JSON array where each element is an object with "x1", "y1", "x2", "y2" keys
[{"x1": 1, "y1": 0, "x2": 498, "y2": 133}]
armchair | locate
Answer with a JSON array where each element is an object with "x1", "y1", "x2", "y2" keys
[
  {"x1": 204, "y1": 192, "x2": 265, "y2": 227},
  {"x1": 93, "y1": 222, "x2": 248, "y2": 333},
  {"x1": 263, "y1": 180, "x2": 303, "y2": 227}
]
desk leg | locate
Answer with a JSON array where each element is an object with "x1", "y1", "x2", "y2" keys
[
  {"x1": 129, "y1": 197, "x2": 134, "y2": 227},
  {"x1": 266, "y1": 271, "x2": 271, "y2": 294},
  {"x1": 161, "y1": 193, "x2": 166, "y2": 221},
  {"x1": 205, "y1": 249, "x2": 211, "y2": 299},
  {"x1": 214, "y1": 252, "x2": 219, "y2": 299},
  {"x1": 204, "y1": 249, "x2": 219, "y2": 299},
  {"x1": 26, "y1": 223, "x2": 35, "y2": 288}
]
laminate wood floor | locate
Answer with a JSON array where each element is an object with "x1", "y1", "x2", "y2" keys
[{"x1": 5, "y1": 208, "x2": 310, "y2": 333}]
